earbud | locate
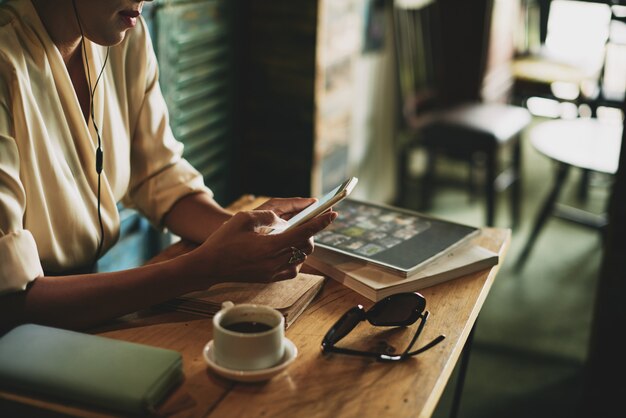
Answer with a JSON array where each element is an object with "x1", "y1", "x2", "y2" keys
[{"x1": 95, "y1": 147, "x2": 103, "y2": 174}]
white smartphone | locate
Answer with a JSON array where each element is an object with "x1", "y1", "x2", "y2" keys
[{"x1": 268, "y1": 177, "x2": 358, "y2": 235}]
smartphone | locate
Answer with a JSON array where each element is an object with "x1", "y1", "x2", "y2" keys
[{"x1": 268, "y1": 177, "x2": 358, "y2": 235}]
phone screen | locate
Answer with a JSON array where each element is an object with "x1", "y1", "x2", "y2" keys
[{"x1": 269, "y1": 177, "x2": 357, "y2": 234}]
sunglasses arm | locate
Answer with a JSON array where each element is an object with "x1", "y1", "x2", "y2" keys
[
  {"x1": 405, "y1": 334, "x2": 446, "y2": 356},
  {"x1": 321, "y1": 344, "x2": 384, "y2": 359},
  {"x1": 401, "y1": 311, "x2": 446, "y2": 357}
]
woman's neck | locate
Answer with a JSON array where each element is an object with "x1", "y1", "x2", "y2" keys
[
  {"x1": 31, "y1": 0, "x2": 91, "y2": 122},
  {"x1": 31, "y1": 0, "x2": 82, "y2": 64}
]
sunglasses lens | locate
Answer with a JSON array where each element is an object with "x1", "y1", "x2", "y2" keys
[
  {"x1": 367, "y1": 293, "x2": 426, "y2": 326},
  {"x1": 323, "y1": 307, "x2": 364, "y2": 345}
]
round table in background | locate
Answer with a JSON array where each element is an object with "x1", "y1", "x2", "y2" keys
[
  {"x1": 530, "y1": 118, "x2": 621, "y2": 174},
  {"x1": 516, "y1": 118, "x2": 622, "y2": 269}
]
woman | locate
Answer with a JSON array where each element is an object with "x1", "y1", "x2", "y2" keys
[{"x1": 0, "y1": 0, "x2": 336, "y2": 330}]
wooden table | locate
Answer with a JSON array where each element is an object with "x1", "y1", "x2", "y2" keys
[{"x1": 1, "y1": 196, "x2": 511, "y2": 418}]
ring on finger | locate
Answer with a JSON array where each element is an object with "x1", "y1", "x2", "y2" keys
[{"x1": 288, "y1": 246, "x2": 307, "y2": 265}]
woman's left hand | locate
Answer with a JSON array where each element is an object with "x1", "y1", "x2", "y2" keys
[{"x1": 254, "y1": 197, "x2": 319, "y2": 275}]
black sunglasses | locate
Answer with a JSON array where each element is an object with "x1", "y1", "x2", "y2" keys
[{"x1": 321, "y1": 292, "x2": 445, "y2": 361}]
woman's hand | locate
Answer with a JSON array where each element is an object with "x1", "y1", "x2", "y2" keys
[
  {"x1": 255, "y1": 197, "x2": 322, "y2": 271},
  {"x1": 186, "y1": 208, "x2": 336, "y2": 288}
]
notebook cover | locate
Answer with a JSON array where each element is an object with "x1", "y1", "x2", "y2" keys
[
  {"x1": 0, "y1": 324, "x2": 183, "y2": 415},
  {"x1": 158, "y1": 273, "x2": 325, "y2": 328},
  {"x1": 314, "y1": 199, "x2": 479, "y2": 276}
]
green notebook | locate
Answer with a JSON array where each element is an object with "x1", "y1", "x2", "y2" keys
[{"x1": 0, "y1": 324, "x2": 183, "y2": 415}]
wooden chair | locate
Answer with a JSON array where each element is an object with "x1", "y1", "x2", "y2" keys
[
  {"x1": 394, "y1": 1, "x2": 531, "y2": 227},
  {"x1": 512, "y1": 0, "x2": 613, "y2": 110},
  {"x1": 408, "y1": 103, "x2": 531, "y2": 227}
]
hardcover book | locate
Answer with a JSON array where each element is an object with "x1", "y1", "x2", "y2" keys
[
  {"x1": 314, "y1": 199, "x2": 480, "y2": 277},
  {"x1": 308, "y1": 241, "x2": 498, "y2": 301}
]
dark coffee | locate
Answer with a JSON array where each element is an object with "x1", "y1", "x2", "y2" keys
[{"x1": 224, "y1": 321, "x2": 273, "y2": 333}]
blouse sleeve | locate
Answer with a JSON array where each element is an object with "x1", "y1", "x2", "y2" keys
[
  {"x1": 0, "y1": 71, "x2": 43, "y2": 294},
  {"x1": 122, "y1": 18, "x2": 212, "y2": 227}
]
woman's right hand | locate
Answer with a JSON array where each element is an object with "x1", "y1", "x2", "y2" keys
[{"x1": 185, "y1": 209, "x2": 336, "y2": 288}]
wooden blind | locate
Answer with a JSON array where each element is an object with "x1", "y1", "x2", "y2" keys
[{"x1": 146, "y1": 0, "x2": 236, "y2": 205}]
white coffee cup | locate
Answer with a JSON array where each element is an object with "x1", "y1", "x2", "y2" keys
[{"x1": 212, "y1": 301, "x2": 285, "y2": 371}]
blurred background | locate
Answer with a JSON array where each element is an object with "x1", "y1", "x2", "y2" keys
[{"x1": 91, "y1": 0, "x2": 625, "y2": 416}]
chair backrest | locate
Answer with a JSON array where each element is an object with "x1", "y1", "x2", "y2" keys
[
  {"x1": 481, "y1": 0, "x2": 524, "y2": 102},
  {"x1": 543, "y1": 0, "x2": 611, "y2": 73},
  {"x1": 394, "y1": 0, "x2": 496, "y2": 129},
  {"x1": 393, "y1": 1, "x2": 439, "y2": 129}
]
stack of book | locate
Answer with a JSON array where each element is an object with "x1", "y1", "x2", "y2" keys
[{"x1": 307, "y1": 199, "x2": 499, "y2": 301}]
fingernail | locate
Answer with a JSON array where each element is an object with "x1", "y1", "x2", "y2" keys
[{"x1": 330, "y1": 212, "x2": 338, "y2": 221}]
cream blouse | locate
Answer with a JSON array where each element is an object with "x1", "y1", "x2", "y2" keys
[{"x1": 0, "y1": 0, "x2": 212, "y2": 293}]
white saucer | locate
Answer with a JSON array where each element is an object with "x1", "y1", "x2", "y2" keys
[{"x1": 203, "y1": 338, "x2": 297, "y2": 383}]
